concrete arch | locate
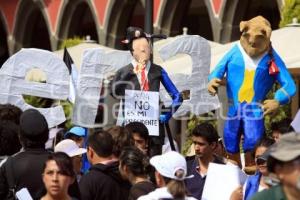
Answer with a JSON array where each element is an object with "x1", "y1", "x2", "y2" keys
[
  {"x1": 13, "y1": 0, "x2": 52, "y2": 52},
  {"x1": 159, "y1": 0, "x2": 213, "y2": 40},
  {"x1": 57, "y1": 0, "x2": 99, "y2": 47},
  {"x1": 230, "y1": 0, "x2": 281, "y2": 41},
  {"x1": 105, "y1": 0, "x2": 145, "y2": 49},
  {"x1": 0, "y1": 11, "x2": 9, "y2": 66}
]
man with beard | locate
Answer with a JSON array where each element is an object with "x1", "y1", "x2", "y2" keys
[{"x1": 185, "y1": 122, "x2": 226, "y2": 200}]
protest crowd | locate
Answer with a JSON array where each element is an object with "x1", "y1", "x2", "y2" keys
[
  {"x1": 0, "y1": 15, "x2": 300, "y2": 200},
  {"x1": 1, "y1": 104, "x2": 300, "y2": 200}
]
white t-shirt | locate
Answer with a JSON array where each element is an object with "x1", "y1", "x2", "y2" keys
[{"x1": 138, "y1": 187, "x2": 197, "y2": 200}]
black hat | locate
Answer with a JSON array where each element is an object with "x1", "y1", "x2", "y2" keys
[
  {"x1": 122, "y1": 27, "x2": 149, "y2": 44},
  {"x1": 20, "y1": 109, "x2": 49, "y2": 140}
]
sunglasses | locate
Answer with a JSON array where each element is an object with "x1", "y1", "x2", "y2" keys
[{"x1": 255, "y1": 157, "x2": 267, "y2": 165}]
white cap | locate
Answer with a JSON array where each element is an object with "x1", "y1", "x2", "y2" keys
[
  {"x1": 150, "y1": 151, "x2": 193, "y2": 180},
  {"x1": 54, "y1": 139, "x2": 87, "y2": 157}
]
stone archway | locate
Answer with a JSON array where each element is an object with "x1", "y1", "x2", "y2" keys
[
  {"x1": 230, "y1": 0, "x2": 280, "y2": 41},
  {"x1": 0, "y1": 12, "x2": 9, "y2": 66},
  {"x1": 13, "y1": 0, "x2": 51, "y2": 52},
  {"x1": 159, "y1": 0, "x2": 213, "y2": 40},
  {"x1": 105, "y1": 0, "x2": 145, "y2": 49},
  {"x1": 57, "y1": 0, "x2": 99, "y2": 46}
]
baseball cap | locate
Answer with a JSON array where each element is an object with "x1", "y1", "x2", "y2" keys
[
  {"x1": 19, "y1": 109, "x2": 48, "y2": 140},
  {"x1": 55, "y1": 139, "x2": 87, "y2": 157},
  {"x1": 150, "y1": 151, "x2": 193, "y2": 181},
  {"x1": 269, "y1": 132, "x2": 300, "y2": 161},
  {"x1": 64, "y1": 126, "x2": 86, "y2": 138},
  {"x1": 267, "y1": 132, "x2": 300, "y2": 172}
]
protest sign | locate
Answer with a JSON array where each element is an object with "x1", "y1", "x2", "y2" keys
[
  {"x1": 202, "y1": 163, "x2": 247, "y2": 200},
  {"x1": 124, "y1": 90, "x2": 159, "y2": 136}
]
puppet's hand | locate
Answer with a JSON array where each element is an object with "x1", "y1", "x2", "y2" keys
[
  {"x1": 208, "y1": 78, "x2": 221, "y2": 96},
  {"x1": 262, "y1": 99, "x2": 280, "y2": 116}
]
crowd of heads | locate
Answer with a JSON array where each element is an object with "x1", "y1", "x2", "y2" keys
[{"x1": 1, "y1": 103, "x2": 300, "y2": 200}]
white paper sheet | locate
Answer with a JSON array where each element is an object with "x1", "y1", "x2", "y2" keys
[
  {"x1": 202, "y1": 163, "x2": 247, "y2": 200},
  {"x1": 291, "y1": 109, "x2": 300, "y2": 133}
]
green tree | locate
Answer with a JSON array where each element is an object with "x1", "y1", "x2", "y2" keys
[
  {"x1": 59, "y1": 37, "x2": 84, "y2": 50},
  {"x1": 280, "y1": 0, "x2": 300, "y2": 27}
]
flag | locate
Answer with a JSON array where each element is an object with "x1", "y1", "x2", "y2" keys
[{"x1": 63, "y1": 48, "x2": 78, "y2": 104}]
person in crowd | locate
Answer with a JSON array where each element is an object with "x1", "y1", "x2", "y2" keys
[
  {"x1": 65, "y1": 126, "x2": 89, "y2": 174},
  {"x1": 79, "y1": 130, "x2": 130, "y2": 200},
  {"x1": 138, "y1": 151, "x2": 196, "y2": 200},
  {"x1": 65, "y1": 126, "x2": 86, "y2": 148},
  {"x1": 55, "y1": 139, "x2": 87, "y2": 180},
  {"x1": 119, "y1": 146, "x2": 156, "y2": 200},
  {"x1": 0, "y1": 104, "x2": 23, "y2": 164},
  {"x1": 243, "y1": 138, "x2": 275, "y2": 200},
  {"x1": 0, "y1": 109, "x2": 51, "y2": 199},
  {"x1": 0, "y1": 121, "x2": 22, "y2": 164},
  {"x1": 244, "y1": 138, "x2": 275, "y2": 198},
  {"x1": 41, "y1": 152, "x2": 76, "y2": 200},
  {"x1": 125, "y1": 122, "x2": 150, "y2": 155},
  {"x1": 251, "y1": 132, "x2": 300, "y2": 200},
  {"x1": 271, "y1": 118, "x2": 294, "y2": 142},
  {"x1": 0, "y1": 103, "x2": 23, "y2": 124},
  {"x1": 185, "y1": 122, "x2": 226, "y2": 200},
  {"x1": 54, "y1": 139, "x2": 84, "y2": 199},
  {"x1": 106, "y1": 125, "x2": 134, "y2": 158}
]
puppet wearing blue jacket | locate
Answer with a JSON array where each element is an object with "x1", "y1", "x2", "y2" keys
[{"x1": 208, "y1": 16, "x2": 296, "y2": 155}]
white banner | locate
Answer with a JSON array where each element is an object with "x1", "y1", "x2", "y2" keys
[
  {"x1": 124, "y1": 90, "x2": 159, "y2": 136},
  {"x1": 202, "y1": 163, "x2": 247, "y2": 200}
]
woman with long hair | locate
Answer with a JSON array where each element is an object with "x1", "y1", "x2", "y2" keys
[{"x1": 119, "y1": 146, "x2": 155, "y2": 200}]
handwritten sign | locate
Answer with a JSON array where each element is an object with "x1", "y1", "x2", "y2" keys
[{"x1": 124, "y1": 90, "x2": 159, "y2": 136}]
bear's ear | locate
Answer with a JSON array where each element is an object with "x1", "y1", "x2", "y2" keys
[
  {"x1": 263, "y1": 26, "x2": 272, "y2": 39},
  {"x1": 240, "y1": 21, "x2": 248, "y2": 33}
]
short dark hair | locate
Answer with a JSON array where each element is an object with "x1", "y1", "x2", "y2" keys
[
  {"x1": 119, "y1": 146, "x2": 150, "y2": 176},
  {"x1": 125, "y1": 122, "x2": 149, "y2": 141},
  {"x1": 191, "y1": 122, "x2": 219, "y2": 144},
  {"x1": 0, "y1": 120, "x2": 21, "y2": 156},
  {"x1": 87, "y1": 130, "x2": 114, "y2": 158},
  {"x1": 106, "y1": 126, "x2": 133, "y2": 157},
  {"x1": 0, "y1": 104, "x2": 23, "y2": 124},
  {"x1": 44, "y1": 152, "x2": 75, "y2": 178},
  {"x1": 271, "y1": 118, "x2": 294, "y2": 134}
]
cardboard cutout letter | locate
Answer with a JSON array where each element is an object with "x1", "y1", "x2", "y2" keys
[
  {"x1": 0, "y1": 48, "x2": 69, "y2": 127},
  {"x1": 72, "y1": 48, "x2": 132, "y2": 127},
  {"x1": 158, "y1": 35, "x2": 220, "y2": 117}
]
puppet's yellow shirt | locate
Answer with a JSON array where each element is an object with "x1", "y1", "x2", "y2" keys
[{"x1": 238, "y1": 69, "x2": 255, "y2": 103}]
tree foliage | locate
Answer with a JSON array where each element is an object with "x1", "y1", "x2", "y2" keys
[
  {"x1": 280, "y1": 0, "x2": 300, "y2": 27},
  {"x1": 59, "y1": 37, "x2": 84, "y2": 50}
]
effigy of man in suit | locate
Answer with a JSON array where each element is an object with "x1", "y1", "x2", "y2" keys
[
  {"x1": 207, "y1": 16, "x2": 296, "y2": 164},
  {"x1": 111, "y1": 27, "x2": 182, "y2": 156}
]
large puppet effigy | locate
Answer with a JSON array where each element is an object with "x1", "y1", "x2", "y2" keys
[{"x1": 208, "y1": 16, "x2": 296, "y2": 159}]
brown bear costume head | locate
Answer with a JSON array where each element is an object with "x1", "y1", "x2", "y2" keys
[{"x1": 240, "y1": 16, "x2": 272, "y2": 58}]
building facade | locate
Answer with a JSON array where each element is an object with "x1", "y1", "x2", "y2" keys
[{"x1": 0, "y1": 0, "x2": 283, "y2": 65}]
